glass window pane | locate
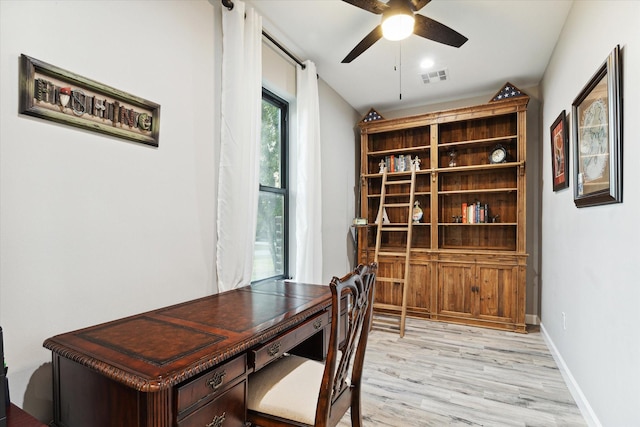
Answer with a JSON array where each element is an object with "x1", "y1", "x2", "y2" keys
[
  {"x1": 252, "y1": 191, "x2": 285, "y2": 281},
  {"x1": 260, "y1": 100, "x2": 282, "y2": 188}
]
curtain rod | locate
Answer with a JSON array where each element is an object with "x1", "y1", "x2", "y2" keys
[
  {"x1": 221, "y1": 0, "x2": 306, "y2": 70},
  {"x1": 262, "y1": 31, "x2": 306, "y2": 70}
]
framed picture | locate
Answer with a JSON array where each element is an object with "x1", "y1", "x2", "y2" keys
[
  {"x1": 19, "y1": 54, "x2": 160, "y2": 147},
  {"x1": 572, "y1": 45, "x2": 622, "y2": 207},
  {"x1": 550, "y1": 110, "x2": 569, "y2": 191}
]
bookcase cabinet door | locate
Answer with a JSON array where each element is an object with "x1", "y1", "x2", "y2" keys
[
  {"x1": 407, "y1": 258, "x2": 432, "y2": 316},
  {"x1": 373, "y1": 256, "x2": 405, "y2": 309},
  {"x1": 476, "y1": 264, "x2": 518, "y2": 323},
  {"x1": 436, "y1": 260, "x2": 524, "y2": 330},
  {"x1": 437, "y1": 263, "x2": 474, "y2": 318}
]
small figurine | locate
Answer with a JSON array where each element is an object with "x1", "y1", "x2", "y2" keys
[
  {"x1": 379, "y1": 159, "x2": 386, "y2": 173},
  {"x1": 412, "y1": 200, "x2": 423, "y2": 223},
  {"x1": 412, "y1": 156, "x2": 421, "y2": 171},
  {"x1": 448, "y1": 148, "x2": 457, "y2": 167},
  {"x1": 376, "y1": 207, "x2": 390, "y2": 224}
]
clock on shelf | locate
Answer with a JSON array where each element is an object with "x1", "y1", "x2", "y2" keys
[{"x1": 489, "y1": 144, "x2": 508, "y2": 164}]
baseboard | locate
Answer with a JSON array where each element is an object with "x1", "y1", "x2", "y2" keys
[
  {"x1": 539, "y1": 323, "x2": 602, "y2": 427},
  {"x1": 525, "y1": 313, "x2": 540, "y2": 325}
]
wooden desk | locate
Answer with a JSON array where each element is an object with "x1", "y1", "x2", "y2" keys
[
  {"x1": 44, "y1": 281, "x2": 331, "y2": 427},
  {"x1": 7, "y1": 403, "x2": 47, "y2": 427}
]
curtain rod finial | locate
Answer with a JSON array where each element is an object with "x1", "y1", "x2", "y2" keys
[{"x1": 221, "y1": 0, "x2": 234, "y2": 10}]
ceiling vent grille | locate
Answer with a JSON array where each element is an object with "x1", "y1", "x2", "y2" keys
[{"x1": 421, "y1": 68, "x2": 449, "y2": 84}]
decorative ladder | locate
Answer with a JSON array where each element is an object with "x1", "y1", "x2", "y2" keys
[{"x1": 373, "y1": 165, "x2": 416, "y2": 337}]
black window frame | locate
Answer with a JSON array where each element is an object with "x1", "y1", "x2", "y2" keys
[{"x1": 252, "y1": 88, "x2": 289, "y2": 284}]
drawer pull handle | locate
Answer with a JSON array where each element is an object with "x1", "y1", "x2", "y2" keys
[
  {"x1": 207, "y1": 370, "x2": 226, "y2": 390},
  {"x1": 205, "y1": 411, "x2": 226, "y2": 427},
  {"x1": 313, "y1": 319, "x2": 323, "y2": 329},
  {"x1": 267, "y1": 342, "x2": 281, "y2": 357}
]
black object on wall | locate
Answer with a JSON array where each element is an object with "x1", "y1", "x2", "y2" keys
[{"x1": 0, "y1": 326, "x2": 6, "y2": 427}]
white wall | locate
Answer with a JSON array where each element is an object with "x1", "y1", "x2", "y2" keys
[
  {"x1": 0, "y1": 0, "x2": 219, "y2": 419},
  {"x1": 318, "y1": 80, "x2": 361, "y2": 282},
  {"x1": 540, "y1": 1, "x2": 640, "y2": 425}
]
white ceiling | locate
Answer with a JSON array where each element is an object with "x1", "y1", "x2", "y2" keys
[{"x1": 243, "y1": 0, "x2": 574, "y2": 115}]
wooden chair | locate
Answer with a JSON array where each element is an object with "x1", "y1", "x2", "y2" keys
[{"x1": 247, "y1": 263, "x2": 377, "y2": 427}]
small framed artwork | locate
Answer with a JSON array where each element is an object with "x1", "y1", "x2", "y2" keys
[
  {"x1": 550, "y1": 110, "x2": 569, "y2": 191},
  {"x1": 572, "y1": 45, "x2": 622, "y2": 207}
]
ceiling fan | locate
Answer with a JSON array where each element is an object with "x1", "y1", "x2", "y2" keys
[{"x1": 341, "y1": 0, "x2": 468, "y2": 63}]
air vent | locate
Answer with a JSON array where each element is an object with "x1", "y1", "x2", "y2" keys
[{"x1": 421, "y1": 68, "x2": 449, "y2": 84}]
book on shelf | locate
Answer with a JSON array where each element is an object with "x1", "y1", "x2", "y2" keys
[
  {"x1": 461, "y1": 202, "x2": 491, "y2": 224},
  {"x1": 382, "y1": 154, "x2": 414, "y2": 172}
]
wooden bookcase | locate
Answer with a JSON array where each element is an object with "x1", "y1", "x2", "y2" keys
[{"x1": 357, "y1": 96, "x2": 528, "y2": 333}]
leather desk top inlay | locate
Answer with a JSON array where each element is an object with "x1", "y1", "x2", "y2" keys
[
  {"x1": 78, "y1": 316, "x2": 226, "y2": 366},
  {"x1": 157, "y1": 291, "x2": 302, "y2": 332},
  {"x1": 44, "y1": 281, "x2": 331, "y2": 391}
]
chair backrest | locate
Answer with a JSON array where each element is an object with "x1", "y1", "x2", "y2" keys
[{"x1": 315, "y1": 262, "x2": 377, "y2": 427}]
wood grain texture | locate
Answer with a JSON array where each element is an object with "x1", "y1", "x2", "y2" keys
[
  {"x1": 338, "y1": 318, "x2": 585, "y2": 426},
  {"x1": 7, "y1": 404, "x2": 47, "y2": 427},
  {"x1": 358, "y1": 97, "x2": 529, "y2": 333}
]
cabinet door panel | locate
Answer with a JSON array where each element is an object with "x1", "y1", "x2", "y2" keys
[
  {"x1": 407, "y1": 261, "x2": 431, "y2": 312},
  {"x1": 438, "y1": 264, "x2": 473, "y2": 316},
  {"x1": 477, "y1": 265, "x2": 516, "y2": 321},
  {"x1": 374, "y1": 257, "x2": 405, "y2": 306}
]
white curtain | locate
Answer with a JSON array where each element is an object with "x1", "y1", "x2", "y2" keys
[
  {"x1": 217, "y1": 1, "x2": 262, "y2": 291},
  {"x1": 294, "y1": 60, "x2": 323, "y2": 284}
]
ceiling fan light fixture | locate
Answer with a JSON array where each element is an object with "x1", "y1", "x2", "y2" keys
[{"x1": 381, "y1": 9, "x2": 415, "y2": 41}]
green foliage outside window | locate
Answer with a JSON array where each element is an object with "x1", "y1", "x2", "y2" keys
[{"x1": 253, "y1": 92, "x2": 287, "y2": 281}]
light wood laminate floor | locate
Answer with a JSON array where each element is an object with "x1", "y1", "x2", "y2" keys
[{"x1": 339, "y1": 317, "x2": 586, "y2": 426}]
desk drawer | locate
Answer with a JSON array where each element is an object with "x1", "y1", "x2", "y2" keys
[
  {"x1": 176, "y1": 354, "x2": 247, "y2": 414},
  {"x1": 177, "y1": 379, "x2": 246, "y2": 427},
  {"x1": 251, "y1": 311, "x2": 329, "y2": 371}
]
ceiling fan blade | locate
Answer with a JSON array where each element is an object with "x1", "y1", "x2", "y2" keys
[
  {"x1": 342, "y1": 25, "x2": 383, "y2": 63},
  {"x1": 342, "y1": 0, "x2": 389, "y2": 15},
  {"x1": 414, "y1": 14, "x2": 468, "y2": 48},
  {"x1": 410, "y1": 0, "x2": 431, "y2": 12}
]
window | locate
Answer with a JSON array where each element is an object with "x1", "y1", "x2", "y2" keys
[{"x1": 252, "y1": 89, "x2": 289, "y2": 282}]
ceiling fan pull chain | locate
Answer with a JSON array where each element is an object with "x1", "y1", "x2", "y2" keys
[{"x1": 399, "y1": 42, "x2": 403, "y2": 100}]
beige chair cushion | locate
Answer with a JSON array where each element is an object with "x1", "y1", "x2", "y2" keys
[{"x1": 248, "y1": 354, "x2": 325, "y2": 425}]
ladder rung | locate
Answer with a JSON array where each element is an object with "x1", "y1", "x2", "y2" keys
[
  {"x1": 376, "y1": 277, "x2": 406, "y2": 284},
  {"x1": 377, "y1": 251, "x2": 408, "y2": 257},
  {"x1": 381, "y1": 227, "x2": 408, "y2": 232},
  {"x1": 384, "y1": 203, "x2": 410, "y2": 208},
  {"x1": 372, "y1": 318, "x2": 400, "y2": 328},
  {"x1": 373, "y1": 303, "x2": 404, "y2": 311},
  {"x1": 386, "y1": 180, "x2": 412, "y2": 185}
]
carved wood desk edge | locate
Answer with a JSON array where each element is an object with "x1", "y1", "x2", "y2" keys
[{"x1": 43, "y1": 282, "x2": 331, "y2": 392}]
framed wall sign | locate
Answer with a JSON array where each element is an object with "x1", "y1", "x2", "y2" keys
[
  {"x1": 572, "y1": 45, "x2": 622, "y2": 207},
  {"x1": 19, "y1": 54, "x2": 160, "y2": 147},
  {"x1": 550, "y1": 110, "x2": 569, "y2": 191}
]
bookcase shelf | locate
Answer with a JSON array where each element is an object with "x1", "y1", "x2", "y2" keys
[{"x1": 357, "y1": 96, "x2": 528, "y2": 333}]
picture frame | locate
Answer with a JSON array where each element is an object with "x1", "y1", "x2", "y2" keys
[
  {"x1": 550, "y1": 110, "x2": 569, "y2": 191},
  {"x1": 572, "y1": 45, "x2": 622, "y2": 207},
  {"x1": 19, "y1": 54, "x2": 160, "y2": 147}
]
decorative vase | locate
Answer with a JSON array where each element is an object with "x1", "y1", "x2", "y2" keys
[{"x1": 412, "y1": 201, "x2": 423, "y2": 223}]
